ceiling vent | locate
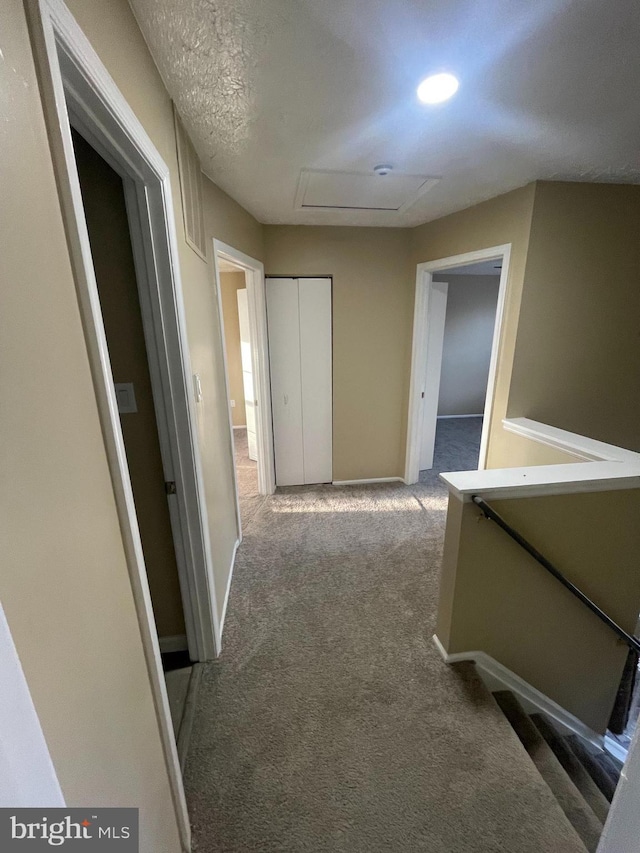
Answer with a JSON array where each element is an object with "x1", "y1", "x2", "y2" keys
[{"x1": 294, "y1": 168, "x2": 440, "y2": 214}]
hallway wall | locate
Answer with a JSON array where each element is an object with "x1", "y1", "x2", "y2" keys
[
  {"x1": 432, "y1": 274, "x2": 501, "y2": 417},
  {"x1": 439, "y1": 487, "x2": 640, "y2": 733},
  {"x1": 2, "y1": 1, "x2": 181, "y2": 848},
  {"x1": 508, "y1": 181, "x2": 640, "y2": 452},
  {"x1": 65, "y1": 0, "x2": 265, "y2": 628},
  {"x1": 200, "y1": 177, "x2": 264, "y2": 613},
  {"x1": 264, "y1": 226, "x2": 414, "y2": 481},
  {"x1": 3, "y1": 0, "x2": 264, "y2": 843}
]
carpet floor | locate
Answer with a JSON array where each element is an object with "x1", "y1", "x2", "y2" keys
[{"x1": 184, "y1": 418, "x2": 585, "y2": 851}]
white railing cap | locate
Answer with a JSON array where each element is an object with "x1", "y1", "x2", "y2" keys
[{"x1": 440, "y1": 418, "x2": 640, "y2": 501}]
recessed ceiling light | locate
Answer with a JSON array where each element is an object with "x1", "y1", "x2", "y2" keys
[{"x1": 417, "y1": 72, "x2": 459, "y2": 105}]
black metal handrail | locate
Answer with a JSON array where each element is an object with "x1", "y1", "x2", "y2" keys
[{"x1": 472, "y1": 494, "x2": 640, "y2": 656}]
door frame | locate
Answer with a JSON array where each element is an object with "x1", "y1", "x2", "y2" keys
[
  {"x1": 404, "y1": 244, "x2": 511, "y2": 483},
  {"x1": 27, "y1": 0, "x2": 218, "y2": 846},
  {"x1": 418, "y1": 280, "x2": 449, "y2": 471},
  {"x1": 212, "y1": 240, "x2": 276, "y2": 529}
]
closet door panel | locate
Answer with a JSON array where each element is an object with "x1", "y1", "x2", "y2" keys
[
  {"x1": 266, "y1": 278, "x2": 305, "y2": 486},
  {"x1": 299, "y1": 278, "x2": 333, "y2": 484}
]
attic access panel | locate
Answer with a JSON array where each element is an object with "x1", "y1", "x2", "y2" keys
[{"x1": 295, "y1": 168, "x2": 440, "y2": 213}]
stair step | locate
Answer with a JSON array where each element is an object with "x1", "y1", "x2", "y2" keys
[
  {"x1": 530, "y1": 714, "x2": 610, "y2": 823},
  {"x1": 493, "y1": 691, "x2": 602, "y2": 853},
  {"x1": 566, "y1": 735, "x2": 621, "y2": 802}
]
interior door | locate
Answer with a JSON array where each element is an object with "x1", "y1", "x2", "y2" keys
[
  {"x1": 299, "y1": 278, "x2": 332, "y2": 483},
  {"x1": 236, "y1": 288, "x2": 257, "y2": 461},
  {"x1": 266, "y1": 278, "x2": 305, "y2": 485},
  {"x1": 419, "y1": 280, "x2": 449, "y2": 470}
]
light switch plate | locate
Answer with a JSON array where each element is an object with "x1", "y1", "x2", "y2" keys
[
  {"x1": 193, "y1": 373, "x2": 203, "y2": 403},
  {"x1": 114, "y1": 382, "x2": 137, "y2": 414}
]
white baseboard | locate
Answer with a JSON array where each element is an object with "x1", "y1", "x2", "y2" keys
[
  {"x1": 332, "y1": 477, "x2": 406, "y2": 486},
  {"x1": 437, "y1": 413, "x2": 484, "y2": 419},
  {"x1": 432, "y1": 634, "x2": 603, "y2": 749},
  {"x1": 159, "y1": 634, "x2": 188, "y2": 654},
  {"x1": 219, "y1": 538, "x2": 240, "y2": 637},
  {"x1": 232, "y1": 424, "x2": 247, "y2": 430}
]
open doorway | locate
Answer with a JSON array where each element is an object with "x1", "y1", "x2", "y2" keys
[
  {"x1": 405, "y1": 245, "x2": 511, "y2": 484},
  {"x1": 218, "y1": 257, "x2": 262, "y2": 528},
  {"x1": 423, "y1": 263, "x2": 501, "y2": 476},
  {"x1": 71, "y1": 128, "x2": 195, "y2": 749},
  {"x1": 212, "y1": 242, "x2": 275, "y2": 538}
]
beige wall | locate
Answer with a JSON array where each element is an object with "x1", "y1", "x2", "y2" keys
[
  {"x1": 73, "y1": 130, "x2": 185, "y2": 639},
  {"x1": 433, "y1": 274, "x2": 500, "y2": 416},
  {"x1": 412, "y1": 185, "x2": 537, "y2": 469},
  {"x1": 264, "y1": 226, "x2": 414, "y2": 480},
  {"x1": 63, "y1": 0, "x2": 265, "y2": 626},
  {"x1": 220, "y1": 271, "x2": 247, "y2": 427},
  {"x1": 508, "y1": 181, "x2": 640, "y2": 452},
  {"x1": 437, "y1": 489, "x2": 640, "y2": 733},
  {"x1": 262, "y1": 182, "x2": 640, "y2": 480},
  {"x1": 493, "y1": 430, "x2": 583, "y2": 467},
  {"x1": 2, "y1": 1, "x2": 180, "y2": 848},
  {"x1": 198, "y1": 178, "x2": 264, "y2": 614},
  {"x1": 204, "y1": 178, "x2": 264, "y2": 262},
  {"x1": 3, "y1": 0, "x2": 264, "y2": 845}
]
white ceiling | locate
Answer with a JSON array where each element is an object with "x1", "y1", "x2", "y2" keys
[{"x1": 130, "y1": 0, "x2": 640, "y2": 228}]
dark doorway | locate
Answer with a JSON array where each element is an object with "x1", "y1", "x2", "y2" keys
[{"x1": 72, "y1": 130, "x2": 191, "y2": 735}]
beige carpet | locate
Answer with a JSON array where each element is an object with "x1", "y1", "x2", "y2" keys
[{"x1": 184, "y1": 420, "x2": 585, "y2": 851}]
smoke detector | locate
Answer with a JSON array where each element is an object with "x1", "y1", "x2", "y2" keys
[{"x1": 373, "y1": 164, "x2": 393, "y2": 176}]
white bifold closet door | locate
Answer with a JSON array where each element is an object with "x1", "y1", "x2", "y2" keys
[{"x1": 267, "y1": 277, "x2": 332, "y2": 486}]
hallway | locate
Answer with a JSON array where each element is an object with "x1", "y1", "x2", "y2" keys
[{"x1": 184, "y1": 428, "x2": 583, "y2": 851}]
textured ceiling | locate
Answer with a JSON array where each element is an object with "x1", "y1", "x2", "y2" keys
[{"x1": 129, "y1": 0, "x2": 640, "y2": 227}]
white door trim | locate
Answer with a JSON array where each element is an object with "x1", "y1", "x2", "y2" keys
[
  {"x1": 405, "y1": 244, "x2": 512, "y2": 483},
  {"x1": 418, "y1": 280, "x2": 448, "y2": 471},
  {"x1": 236, "y1": 288, "x2": 258, "y2": 462},
  {"x1": 27, "y1": 0, "x2": 216, "y2": 847},
  {"x1": 212, "y1": 240, "x2": 276, "y2": 516}
]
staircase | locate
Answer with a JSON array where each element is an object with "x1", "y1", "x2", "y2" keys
[{"x1": 493, "y1": 690, "x2": 622, "y2": 852}]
